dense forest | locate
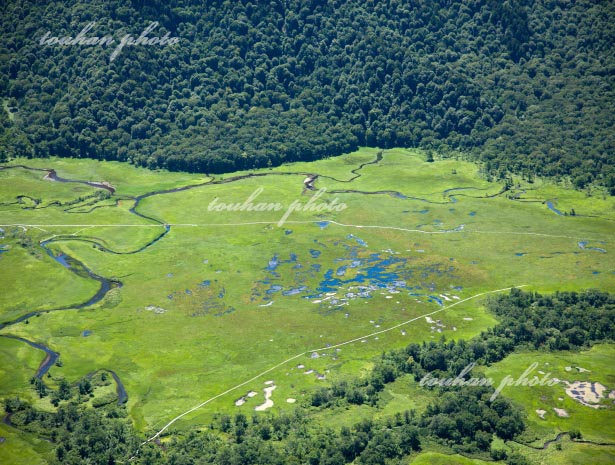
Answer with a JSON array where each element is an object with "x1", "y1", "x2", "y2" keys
[
  {"x1": 0, "y1": 0, "x2": 614, "y2": 190},
  {"x1": 6, "y1": 290, "x2": 614, "y2": 464}
]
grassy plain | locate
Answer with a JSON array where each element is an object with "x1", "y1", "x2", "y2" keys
[
  {"x1": 483, "y1": 344, "x2": 615, "y2": 444},
  {"x1": 1, "y1": 148, "x2": 614, "y2": 462},
  {"x1": 408, "y1": 451, "x2": 493, "y2": 464}
]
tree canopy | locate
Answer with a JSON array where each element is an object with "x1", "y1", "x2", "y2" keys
[{"x1": 1, "y1": 0, "x2": 614, "y2": 189}]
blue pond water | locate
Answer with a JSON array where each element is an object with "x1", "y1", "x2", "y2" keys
[
  {"x1": 82, "y1": 330, "x2": 92, "y2": 337},
  {"x1": 255, "y1": 236, "x2": 459, "y2": 308},
  {"x1": 283, "y1": 286, "x2": 307, "y2": 296},
  {"x1": 317, "y1": 221, "x2": 330, "y2": 229},
  {"x1": 285, "y1": 230, "x2": 293, "y2": 235},
  {"x1": 347, "y1": 234, "x2": 367, "y2": 247},
  {"x1": 53, "y1": 253, "x2": 71, "y2": 268},
  {"x1": 469, "y1": 211, "x2": 476, "y2": 216},
  {"x1": 199, "y1": 280, "x2": 211, "y2": 287},
  {"x1": 267, "y1": 255, "x2": 279, "y2": 271},
  {"x1": 316, "y1": 254, "x2": 408, "y2": 293},
  {"x1": 266, "y1": 285, "x2": 283, "y2": 294},
  {"x1": 515, "y1": 252, "x2": 526, "y2": 256},
  {"x1": 546, "y1": 201, "x2": 564, "y2": 216},
  {"x1": 578, "y1": 241, "x2": 607, "y2": 253}
]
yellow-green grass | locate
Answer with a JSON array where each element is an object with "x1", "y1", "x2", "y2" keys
[
  {"x1": 507, "y1": 436, "x2": 615, "y2": 465},
  {"x1": 506, "y1": 175, "x2": 615, "y2": 220},
  {"x1": 0, "y1": 423, "x2": 53, "y2": 465},
  {"x1": 494, "y1": 434, "x2": 615, "y2": 465},
  {"x1": 0, "y1": 337, "x2": 46, "y2": 401},
  {"x1": 2, "y1": 157, "x2": 205, "y2": 197},
  {"x1": 483, "y1": 344, "x2": 615, "y2": 444},
  {"x1": 310, "y1": 373, "x2": 438, "y2": 431},
  {"x1": 0, "y1": 235, "x2": 99, "y2": 321},
  {"x1": 1, "y1": 148, "x2": 614, "y2": 441},
  {"x1": 409, "y1": 451, "x2": 495, "y2": 464},
  {"x1": 264, "y1": 146, "x2": 379, "y2": 180}
]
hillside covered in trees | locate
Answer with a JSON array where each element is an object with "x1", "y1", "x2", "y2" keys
[{"x1": 1, "y1": 0, "x2": 614, "y2": 189}]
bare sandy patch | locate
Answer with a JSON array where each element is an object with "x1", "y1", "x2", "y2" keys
[
  {"x1": 565, "y1": 381, "x2": 608, "y2": 409},
  {"x1": 553, "y1": 408, "x2": 569, "y2": 417},
  {"x1": 255, "y1": 384, "x2": 276, "y2": 411}
]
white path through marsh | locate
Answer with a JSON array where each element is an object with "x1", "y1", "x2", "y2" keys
[
  {"x1": 139, "y1": 285, "x2": 526, "y2": 447},
  {"x1": 1, "y1": 220, "x2": 610, "y2": 242},
  {"x1": 4, "y1": 219, "x2": 596, "y2": 457}
]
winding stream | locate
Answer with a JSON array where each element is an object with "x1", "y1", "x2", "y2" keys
[
  {"x1": 0, "y1": 334, "x2": 59, "y2": 378},
  {"x1": 0, "y1": 165, "x2": 116, "y2": 194},
  {"x1": 514, "y1": 432, "x2": 615, "y2": 450},
  {"x1": 0, "y1": 151, "x2": 502, "y2": 411},
  {"x1": 0, "y1": 239, "x2": 119, "y2": 331}
]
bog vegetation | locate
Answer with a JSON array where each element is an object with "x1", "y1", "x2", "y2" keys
[{"x1": 4, "y1": 290, "x2": 614, "y2": 464}]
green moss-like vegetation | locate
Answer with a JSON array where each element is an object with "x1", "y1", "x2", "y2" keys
[
  {"x1": 409, "y1": 452, "x2": 494, "y2": 465},
  {"x1": 0, "y1": 149, "x2": 613, "y2": 463},
  {"x1": 484, "y1": 345, "x2": 615, "y2": 444}
]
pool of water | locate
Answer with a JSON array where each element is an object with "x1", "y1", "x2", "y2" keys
[
  {"x1": 578, "y1": 241, "x2": 607, "y2": 253},
  {"x1": 546, "y1": 201, "x2": 564, "y2": 216},
  {"x1": 53, "y1": 253, "x2": 71, "y2": 268},
  {"x1": 252, "y1": 236, "x2": 462, "y2": 310}
]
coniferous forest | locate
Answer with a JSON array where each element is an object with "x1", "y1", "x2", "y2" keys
[{"x1": 1, "y1": 0, "x2": 614, "y2": 190}]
